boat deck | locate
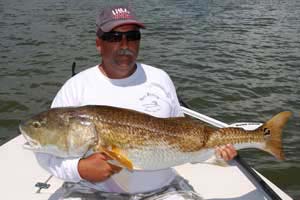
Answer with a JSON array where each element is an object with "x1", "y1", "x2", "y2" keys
[{"x1": 0, "y1": 135, "x2": 292, "y2": 200}]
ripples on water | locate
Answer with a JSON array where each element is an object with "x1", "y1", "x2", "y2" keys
[{"x1": 0, "y1": 0, "x2": 299, "y2": 198}]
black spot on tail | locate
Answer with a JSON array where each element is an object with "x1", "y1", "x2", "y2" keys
[{"x1": 264, "y1": 128, "x2": 271, "y2": 136}]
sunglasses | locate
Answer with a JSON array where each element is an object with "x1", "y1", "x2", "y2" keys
[{"x1": 100, "y1": 30, "x2": 141, "y2": 42}]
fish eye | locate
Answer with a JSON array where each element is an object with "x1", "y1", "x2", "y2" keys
[{"x1": 32, "y1": 121, "x2": 41, "y2": 128}]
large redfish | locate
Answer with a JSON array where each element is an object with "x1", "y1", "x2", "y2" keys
[{"x1": 19, "y1": 105, "x2": 292, "y2": 170}]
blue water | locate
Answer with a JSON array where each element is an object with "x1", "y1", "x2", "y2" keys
[{"x1": 0, "y1": 0, "x2": 299, "y2": 198}]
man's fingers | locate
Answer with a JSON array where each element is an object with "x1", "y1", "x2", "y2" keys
[
  {"x1": 100, "y1": 153, "x2": 124, "y2": 173},
  {"x1": 101, "y1": 152, "x2": 114, "y2": 160},
  {"x1": 109, "y1": 163, "x2": 123, "y2": 173},
  {"x1": 220, "y1": 146, "x2": 230, "y2": 160},
  {"x1": 215, "y1": 144, "x2": 237, "y2": 161}
]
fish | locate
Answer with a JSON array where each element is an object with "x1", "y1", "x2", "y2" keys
[{"x1": 19, "y1": 105, "x2": 292, "y2": 171}]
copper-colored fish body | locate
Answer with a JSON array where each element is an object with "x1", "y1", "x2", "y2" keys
[{"x1": 20, "y1": 105, "x2": 292, "y2": 170}]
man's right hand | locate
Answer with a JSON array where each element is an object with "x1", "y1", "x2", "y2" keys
[{"x1": 78, "y1": 153, "x2": 122, "y2": 182}]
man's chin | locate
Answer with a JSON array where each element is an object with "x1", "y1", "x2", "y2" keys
[
  {"x1": 116, "y1": 61, "x2": 135, "y2": 70},
  {"x1": 116, "y1": 63, "x2": 137, "y2": 75}
]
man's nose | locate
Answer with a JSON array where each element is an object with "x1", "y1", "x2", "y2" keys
[{"x1": 120, "y1": 35, "x2": 128, "y2": 49}]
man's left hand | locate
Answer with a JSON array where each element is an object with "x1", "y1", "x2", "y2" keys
[{"x1": 215, "y1": 144, "x2": 237, "y2": 161}]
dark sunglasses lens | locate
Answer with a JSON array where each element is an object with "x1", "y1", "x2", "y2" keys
[
  {"x1": 101, "y1": 31, "x2": 141, "y2": 42},
  {"x1": 126, "y1": 31, "x2": 141, "y2": 41},
  {"x1": 101, "y1": 32, "x2": 122, "y2": 42}
]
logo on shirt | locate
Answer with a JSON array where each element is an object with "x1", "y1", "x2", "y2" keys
[
  {"x1": 139, "y1": 83, "x2": 172, "y2": 115},
  {"x1": 140, "y1": 92, "x2": 161, "y2": 112}
]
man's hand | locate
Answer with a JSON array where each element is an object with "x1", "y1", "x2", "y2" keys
[
  {"x1": 78, "y1": 153, "x2": 122, "y2": 182},
  {"x1": 215, "y1": 144, "x2": 237, "y2": 161}
]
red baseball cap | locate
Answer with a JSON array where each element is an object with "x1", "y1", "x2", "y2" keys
[{"x1": 96, "y1": 5, "x2": 145, "y2": 36}]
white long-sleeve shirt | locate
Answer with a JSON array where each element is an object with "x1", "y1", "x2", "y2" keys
[{"x1": 35, "y1": 63, "x2": 184, "y2": 193}]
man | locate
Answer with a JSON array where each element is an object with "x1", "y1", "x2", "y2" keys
[{"x1": 36, "y1": 4, "x2": 236, "y2": 199}]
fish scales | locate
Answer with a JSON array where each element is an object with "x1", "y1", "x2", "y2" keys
[
  {"x1": 205, "y1": 127, "x2": 265, "y2": 148},
  {"x1": 85, "y1": 106, "x2": 209, "y2": 152},
  {"x1": 71, "y1": 106, "x2": 209, "y2": 169},
  {"x1": 20, "y1": 105, "x2": 292, "y2": 170}
]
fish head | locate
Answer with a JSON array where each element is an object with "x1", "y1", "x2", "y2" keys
[{"x1": 20, "y1": 108, "x2": 98, "y2": 157}]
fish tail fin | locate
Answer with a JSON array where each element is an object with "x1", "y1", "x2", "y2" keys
[{"x1": 261, "y1": 111, "x2": 292, "y2": 160}]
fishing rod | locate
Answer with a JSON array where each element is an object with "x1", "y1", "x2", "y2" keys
[
  {"x1": 72, "y1": 62, "x2": 77, "y2": 77},
  {"x1": 179, "y1": 98, "x2": 283, "y2": 200}
]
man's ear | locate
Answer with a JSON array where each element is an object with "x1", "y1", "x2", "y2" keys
[{"x1": 96, "y1": 37, "x2": 102, "y2": 53}]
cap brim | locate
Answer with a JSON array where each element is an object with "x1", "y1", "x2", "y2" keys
[{"x1": 101, "y1": 20, "x2": 145, "y2": 32}]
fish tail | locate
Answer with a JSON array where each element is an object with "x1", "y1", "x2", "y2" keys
[{"x1": 261, "y1": 111, "x2": 292, "y2": 160}]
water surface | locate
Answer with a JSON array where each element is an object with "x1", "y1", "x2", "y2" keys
[{"x1": 0, "y1": 0, "x2": 299, "y2": 198}]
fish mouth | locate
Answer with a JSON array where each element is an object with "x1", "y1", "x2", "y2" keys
[{"x1": 19, "y1": 124, "x2": 40, "y2": 150}]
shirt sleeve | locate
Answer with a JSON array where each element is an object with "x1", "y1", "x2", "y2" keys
[
  {"x1": 170, "y1": 82, "x2": 184, "y2": 117},
  {"x1": 51, "y1": 78, "x2": 81, "y2": 108},
  {"x1": 163, "y1": 72, "x2": 184, "y2": 117},
  {"x1": 35, "y1": 152, "x2": 82, "y2": 182},
  {"x1": 35, "y1": 77, "x2": 83, "y2": 182}
]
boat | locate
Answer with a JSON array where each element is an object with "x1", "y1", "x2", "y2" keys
[{"x1": 0, "y1": 106, "x2": 292, "y2": 200}]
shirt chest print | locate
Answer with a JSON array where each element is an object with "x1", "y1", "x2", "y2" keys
[{"x1": 139, "y1": 83, "x2": 172, "y2": 113}]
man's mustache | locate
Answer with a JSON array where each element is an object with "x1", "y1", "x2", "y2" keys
[{"x1": 117, "y1": 49, "x2": 134, "y2": 56}]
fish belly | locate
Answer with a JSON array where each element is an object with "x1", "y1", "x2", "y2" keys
[{"x1": 123, "y1": 146, "x2": 215, "y2": 170}]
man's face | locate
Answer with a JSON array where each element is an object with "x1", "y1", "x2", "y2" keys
[{"x1": 96, "y1": 24, "x2": 141, "y2": 78}]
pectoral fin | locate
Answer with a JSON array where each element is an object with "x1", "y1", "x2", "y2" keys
[{"x1": 100, "y1": 146, "x2": 134, "y2": 170}]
